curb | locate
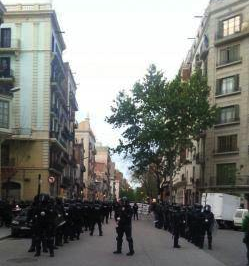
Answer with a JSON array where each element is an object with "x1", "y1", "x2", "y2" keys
[{"x1": 0, "y1": 234, "x2": 11, "y2": 241}]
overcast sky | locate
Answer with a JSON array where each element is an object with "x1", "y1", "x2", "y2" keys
[{"x1": 3, "y1": 0, "x2": 210, "y2": 180}]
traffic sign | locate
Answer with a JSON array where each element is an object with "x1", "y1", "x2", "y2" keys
[{"x1": 48, "y1": 176, "x2": 55, "y2": 184}]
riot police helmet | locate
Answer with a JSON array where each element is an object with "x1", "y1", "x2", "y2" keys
[{"x1": 204, "y1": 204, "x2": 211, "y2": 212}]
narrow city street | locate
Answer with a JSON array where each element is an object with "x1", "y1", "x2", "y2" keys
[{"x1": 0, "y1": 216, "x2": 246, "y2": 266}]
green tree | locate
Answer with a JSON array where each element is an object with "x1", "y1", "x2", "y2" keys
[{"x1": 107, "y1": 65, "x2": 217, "y2": 202}]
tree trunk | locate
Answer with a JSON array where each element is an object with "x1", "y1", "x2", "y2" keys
[{"x1": 156, "y1": 174, "x2": 161, "y2": 201}]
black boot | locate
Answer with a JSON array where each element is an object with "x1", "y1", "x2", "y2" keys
[
  {"x1": 28, "y1": 247, "x2": 35, "y2": 252},
  {"x1": 126, "y1": 251, "x2": 135, "y2": 256},
  {"x1": 114, "y1": 239, "x2": 122, "y2": 254},
  {"x1": 34, "y1": 250, "x2": 40, "y2": 257},
  {"x1": 127, "y1": 240, "x2": 134, "y2": 255},
  {"x1": 113, "y1": 250, "x2": 122, "y2": 254}
]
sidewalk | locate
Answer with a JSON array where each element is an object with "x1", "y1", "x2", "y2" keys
[{"x1": 0, "y1": 226, "x2": 11, "y2": 240}]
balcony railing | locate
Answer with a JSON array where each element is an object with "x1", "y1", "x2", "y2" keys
[
  {"x1": 0, "y1": 39, "x2": 20, "y2": 52},
  {"x1": 50, "y1": 131, "x2": 59, "y2": 139},
  {"x1": 51, "y1": 106, "x2": 60, "y2": 117},
  {"x1": 12, "y1": 128, "x2": 32, "y2": 135},
  {"x1": 50, "y1": 161, "x2": 64, "y2": 172},
  {"x1": 0, "y1": 69, "x2": 14, "y2": 84}
]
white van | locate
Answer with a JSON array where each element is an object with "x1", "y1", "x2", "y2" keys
[{"x1": 233, "y1": 209, "x2": 248, "y2": 228}]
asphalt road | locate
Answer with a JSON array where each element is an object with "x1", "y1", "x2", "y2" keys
[{"x1": 0, "y1": 216, "x2": 246, "y2": 266}]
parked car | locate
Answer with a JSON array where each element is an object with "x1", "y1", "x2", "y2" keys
[
  {"x1": 233, "y1": 208, "x2": 248, "y2": 229},
  {"x1": 11, "y1": 207, "x2": 31, "y2": 237}
]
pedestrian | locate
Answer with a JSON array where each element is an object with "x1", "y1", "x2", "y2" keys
[
  {"x1": 133, "y1": 202, "x2": 139, "y2": 220},
  {"x1": 113, "y1": 197, "x2": 134, "y2": 256},
  {"x1": 242, "y1": 211, "x2": 249, "y2": 266}
]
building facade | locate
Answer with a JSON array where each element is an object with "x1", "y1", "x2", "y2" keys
[
  {"x1": 0, "y1": 3, "x2": 78, "y2": 200},
  {"x1": 94, "y1": 143, "x2": 111, "y2": 199},
  {"x1": 174, "y1": 0, "x2": 249, "y2": 207},
  {"x1": 75, "y1": 118, "x2": 96, "y2": 200}
]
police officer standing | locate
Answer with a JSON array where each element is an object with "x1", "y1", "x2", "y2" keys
[
  {"x1": 32, "y1": 194, "x2": 57, "y2": 257},
  {"x1": 172, "y1": 205, "x2": 181, "y2": 248},
  {"x1": 200, "y1": 205, "x2": 214, "y2": 250},
  {"x1": 133, "y1": 203, "x2": 139, "y2": 220},
  {"x1": 113, "y1": 197, "x2": 134, "y2": 256}
]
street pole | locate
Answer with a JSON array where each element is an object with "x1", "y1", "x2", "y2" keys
[{"x1": 38, "y1": 174, "x2": 41, "y2": 195}]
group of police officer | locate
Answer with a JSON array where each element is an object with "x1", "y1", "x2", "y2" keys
[
  {"x1": 26, "y1": 193, "x2": 117, "y2": 257},
  {"x1": 151, "y1": 202, "x2": 215, "y2": 249},
  {"x1": 25, "y1": 194, "x2": 136, "y2": 258}
]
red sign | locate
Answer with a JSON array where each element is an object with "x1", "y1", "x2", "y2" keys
[{"x1": 48, "y1": 176, "x2": 55, "y2": 184}]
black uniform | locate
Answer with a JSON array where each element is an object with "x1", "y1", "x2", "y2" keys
[
  {"x1": 133, "y1": 203, "x2": 139, "y2": 220},
  {"x1": 90, "y1": 201, "x2": 103, "y2": 236},
  {"x1": 200, "y1": 205, "x2": 214, "y2": 249},
  {"x1": 113, "y1": 198, "x2": 134, "y2": 256},
  {"x1": 172, "y1": 206, "x2": 181, "y2": 248},
  {"x1": 32, "y1": 194, "x2": 57, "y2": 257}
]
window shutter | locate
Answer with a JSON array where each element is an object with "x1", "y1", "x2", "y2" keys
[
  {"x1": 216, "y1": 79, "x2": 221, "y2": 95},
  {"x1": 234, "y1": 105, "x2": 240, "y2": 120},
  {"x1": 234, "y1": 74, "x2": 239, "y2": 91},
  {"x1": 218, "y1": 20, "x2": 223, "y2": 38}
]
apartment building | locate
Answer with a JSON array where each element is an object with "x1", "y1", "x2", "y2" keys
[
  {"x1": 0, "y1": 3, "x2": 78, "y2": 200},
  {"x1": 174, "y1": 0, "x2": 249, "y2": 207},
  {"x1": 94, "y1": 143, "x2": 111, "y2": 199},
  {"x1": 75, "y1": 118, "x2": 96, "y2": 200}
]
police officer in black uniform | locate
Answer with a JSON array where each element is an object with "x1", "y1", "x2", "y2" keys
[
  {"x1": 32, "y1": 194, "x2": 57, "y2": 257},
  {"x1": 90, "y1": 200, "x2": 103, "y2": 236},
  {"x1": 200, "y1": 205, "x2": 214, "y2": 249},
  {"x1": 113, "y1": 197, "x2": 134, "y2": 256},
  {"x1": 172, "y1": 205, "x2": 181, "y2": 248}
]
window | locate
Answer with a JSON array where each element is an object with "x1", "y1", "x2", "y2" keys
[
  {"x1": 218, "y1": 135, "x2": 237, "y2": 152},
  {"x1": 216, "y1": 75, "x2": 239, "y2": 95},
  {"x1": 217, "y1": 105, "x2": 239, "y2": 124},
  {"x1": 222, "y1": 16, "x2": 241, "y2": 37},
  {"x1": 0, "y1": 100, "x2": 9, "y2": 129},
  {"x1": 0, "y1": 57, "x2": 11, "y2": 77},
  {"x1": 220, "y1": 44, "x2": 240, "y2": 65},
  {"x1": 1, "y1": 144, "x2": 9, "y2": 166},
  {"x1": 216, "y1": 163, "x2": 236, "y2": 186},
  {"x1": 1, "y1": 28, "x2": 11, "y2": 48}
]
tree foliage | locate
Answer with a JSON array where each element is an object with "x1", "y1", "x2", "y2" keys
[{"x1": 106, "y1": 65, "x2": 217, "y2": 200}]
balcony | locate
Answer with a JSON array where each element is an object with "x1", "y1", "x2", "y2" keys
[
  {"x1": 215, "y1": 24, "x2": 249, "y2": 47},
  {"x1": 50, "y1": 131, "x2": 59, "y2": 139},
  {"x1": 69, "y1": 91, "x2": 78, "y2": 111},
  {"x1": 0, "y1": 39, "x2": 20, "y2": 54},
  {"x1": 51, "y1": 106, "x2": 59, "y2": 117},
  {"x1": 50, "y1": 161, "x2": 64, "y2": 173},
  {"x1": 12, "y1": 128, "x2": 32, "y2": 136},
  {"x1": 0, "y1": 69, "x2": 15, "y2": 85}
]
